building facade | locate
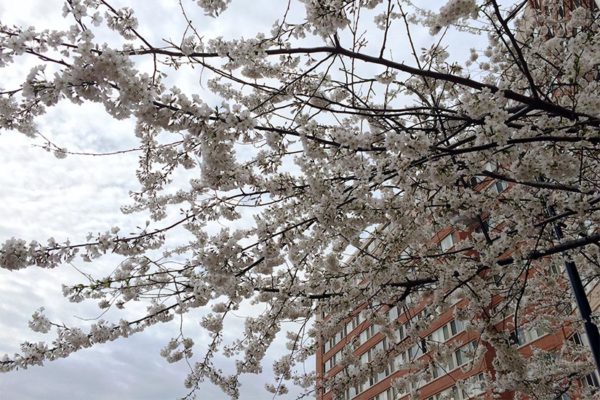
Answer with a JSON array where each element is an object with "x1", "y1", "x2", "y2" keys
[{"x1": 316, "y1": 175, "x2": 600, "y2": 399}]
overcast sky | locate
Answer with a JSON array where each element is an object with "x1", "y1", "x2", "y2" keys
[
  {"x1": 0, "y1": 1, "x2": 472, "y2": 399},
  {"x1": 0, "y1": 1, "x2": 313, "y2": 399}
]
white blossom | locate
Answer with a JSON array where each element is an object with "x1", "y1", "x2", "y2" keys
[
  {"x1": 0, "y1": 238, "x2": 28, "y2": 270},
  {"x1": 28, "y1": 308, "x2": 52, "y2": 333}
]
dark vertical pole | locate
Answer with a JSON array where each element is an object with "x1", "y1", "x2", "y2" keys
[
  {"x1": 547, "y1": 205, "x2": 600, "y2": 376},
  {"x1": 563, "y1": 260, "x2": 600, "y2": 374}
]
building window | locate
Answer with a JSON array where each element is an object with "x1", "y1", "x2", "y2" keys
[
  {"x1": 490, "y1": 179, "x2": 508, "y2": 194},
  {"x1": 429, "y1": 319, "x2": 466, "y2": 344},
  {"x1": 354, "y1": 339, "x2": 391, "y2": 394},
  {"x1": 346, "y1": 316, "x2": 358, "y2": 336},
  {"x1": 325, "y1": 348, "x2": 345, "y2": 373},
  {"x1": 484, "y1": 161, "x2": 497, "y2": 172},
  {"x1": 370, "y1": 387, "x2": 398, "y2": 400},
  {"x1": 427, "y1": 373, "x2": 486, "y2": 400},
  {"x1": 400, "y1": 247, "x2": 413, "y2": 260},
  {"x1": 324, "y1": 321, "x2": 352, "y2": 354},
  {"x1": 431, "y1": 341, "x2": 478, "y2": 381},
  {"x1": 510, "y1": 326, "x2": 547, "y2": 346},
  {"x1": 358, "y1": 324, "x2": 378, "y2": 346},
  {"x1": 470, "y1": 175, "x2": 485, "y2": 187},
  {"x1": 397, "y1": 322, "x2": 409, "y2": 342},
  {"x1": 388, "y1": 306, "x2": 398, "y2": 322},
  {"x1": 428, "y1": 385, "x2": 461, "y2": 400},
  {"x1": 439, "y1": 232, "x2": 455, "y2": 252},
  {"x1": 396, "y1": 340, "x2": 426, "y2": 369},
  {"x1": 570, "y1": 333, "x2": 600, "y2": 392},
  {"x1": 584, "y1": 370, "x2": 600, "y2": 389}
]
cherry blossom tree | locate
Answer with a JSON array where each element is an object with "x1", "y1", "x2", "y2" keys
[{"x1": 1, "y1": 0, "x2": 599, "y2": 398}]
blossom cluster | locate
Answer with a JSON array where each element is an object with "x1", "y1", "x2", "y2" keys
[{"x1": 427, "y1": 0, "x2": 479, "y2": 35}]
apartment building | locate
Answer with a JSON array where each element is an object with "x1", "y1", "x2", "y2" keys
[
  {"x1": 316, "y1": 172, "x2": 600, "y2": 399},
  {"x1": 316, "y1": 175, "x2": 599, "y2": 400}
]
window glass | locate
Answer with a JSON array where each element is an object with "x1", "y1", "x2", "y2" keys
[
  {"x1": 455, "y1": 347, "x2": 464, "y2": 366},
  {"x1": 516, "y1": 326, "x2": 546, "y2": 345},
  {"x1": 442, "y1": 324, "x2": 450, "y2": 340},
  {"x1": 440, "y1": 232, "x2": 454, "y2": 251},
  {"x1": 484, "y1": 161, "x2": 497, "y2": 172},
  {"x1": 346, "y1": 320, "x2": 354, "y2": 334},
  {"x1": 398, "y1": 324, "x2": 406, "y2": 340},
  {"x1": 359, "y1": 330, "x2": 367, "y2": 344},
  {"x1": 491, "y1": 180, "x2": 508, "y2": 194},
  {"x1": 584, "y1": 371, "x2": 600, "y2": 388},
  {"x1": 400, "y1": 248, "x2": 413, "y2": 260},
  {"x1": 388, "y1": 306, "x2": 398, "y2": 321}
]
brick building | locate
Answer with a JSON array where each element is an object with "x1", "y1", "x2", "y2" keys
[{"x1": 316, "y1": 175, "x2": 599, "y2": 400}]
